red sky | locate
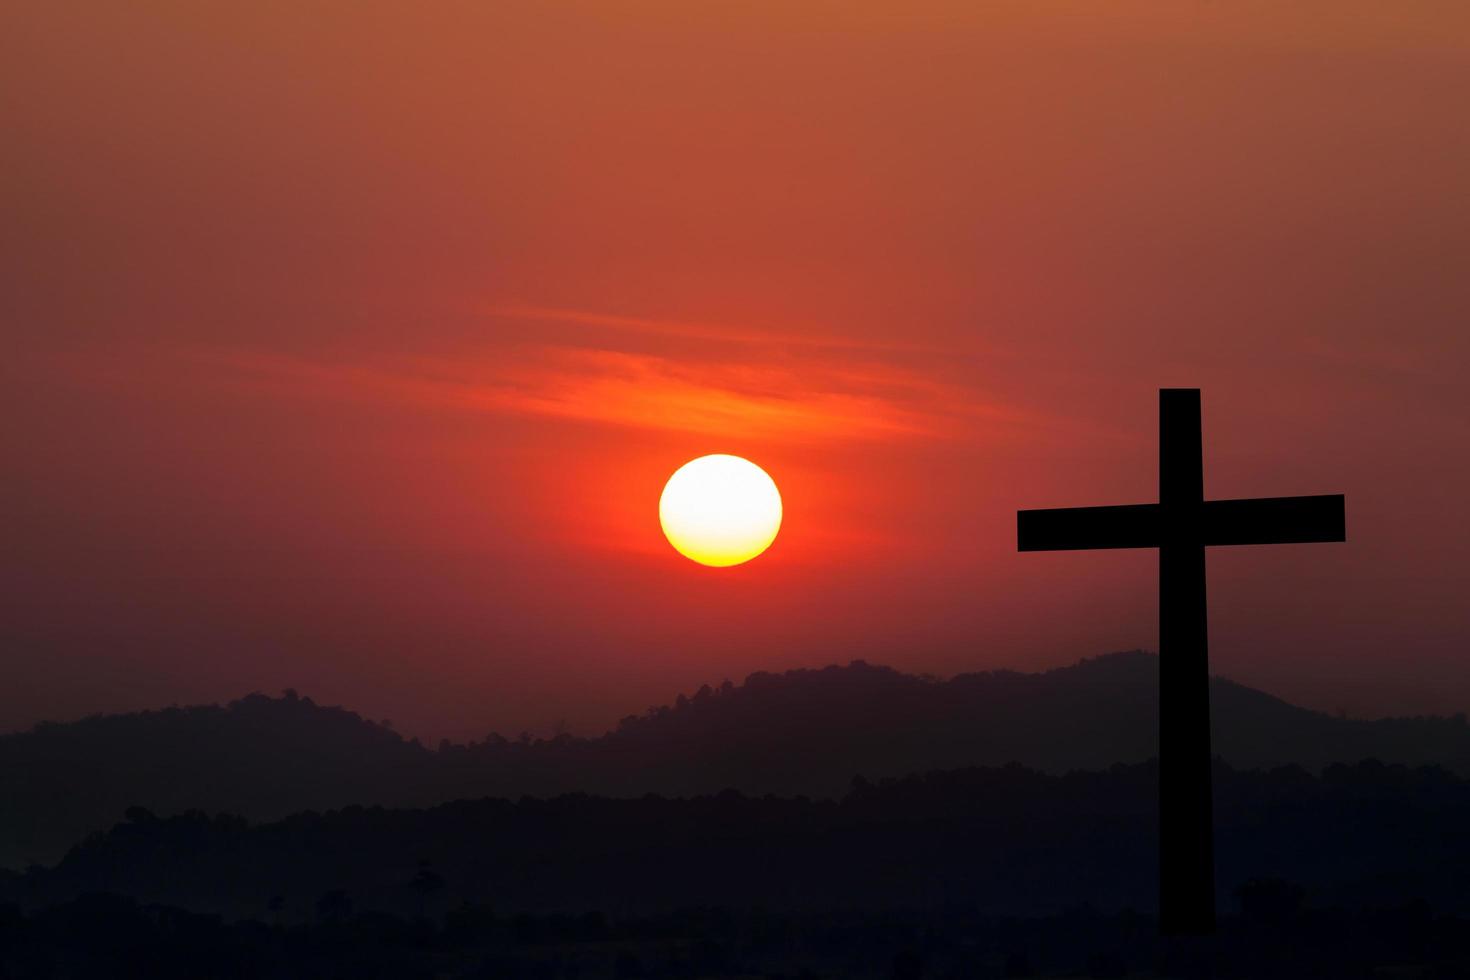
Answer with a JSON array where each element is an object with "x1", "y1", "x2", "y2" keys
[{"x1": 4, "y1": 2, "x2": 1469, "y2": 741}]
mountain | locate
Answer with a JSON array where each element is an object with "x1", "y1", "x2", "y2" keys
[
  {"x1": 0, "y1": 690, "x2": 437, "y2": 870},
  {"x1": 4, "y1": 651, "x2": 1470, "y2": 869},
  {"x1": 7, "y1": 760, "x2": 1470, "y2": 924}
]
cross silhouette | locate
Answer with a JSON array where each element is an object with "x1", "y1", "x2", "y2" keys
[{"x1": 1017, "y1": 388, "x2": 1345, "y2": 935}]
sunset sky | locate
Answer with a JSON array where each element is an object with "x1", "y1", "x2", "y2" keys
[{"x1": 5, "y1": 2, "x2": 1469, "y2": 741}]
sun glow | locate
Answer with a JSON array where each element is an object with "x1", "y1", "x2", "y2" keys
[{"x1": 659, "y1": 454, "x2": 782, "y2": 567}]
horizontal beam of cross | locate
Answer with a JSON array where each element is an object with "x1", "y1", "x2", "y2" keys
[{"x1": 1017, "y1": 494, "x2": 1345, "y2": 552}]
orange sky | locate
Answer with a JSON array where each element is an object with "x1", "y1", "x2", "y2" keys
[{"x1": 4, "y1": 1, "x2": 1469, "y2": 740}]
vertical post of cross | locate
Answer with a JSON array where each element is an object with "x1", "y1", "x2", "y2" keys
[{"x1": 1158, "y1": 388, "x2": 1215, "y2": 934}]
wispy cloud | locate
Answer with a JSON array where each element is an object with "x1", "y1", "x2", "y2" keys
[{"x1": 199, "y1": 343, "x2": 1013, "y2": 443}]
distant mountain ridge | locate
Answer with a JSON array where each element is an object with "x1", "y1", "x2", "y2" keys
[
  {"x1": 4, "y1": 650, "x2": 1469, "y2": 869},
  {"x1": 10, "y1": 760, "x2": 1470, "y2": 923}
]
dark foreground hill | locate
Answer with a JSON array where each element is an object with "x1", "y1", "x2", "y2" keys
[
  {"x1": 5, "y1": 651, "x2": 1470, "y2": 868},
  {"x1": 7, "y1": 893, "x2": 1469, "y2": 980},
  {"x1": 5, "y1": 760, "x2": 1470, "y2": 927}
]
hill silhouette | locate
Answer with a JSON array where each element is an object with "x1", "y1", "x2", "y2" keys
[
  {"x1": 4, "y1": 651, "x2": 1470, "y2": 869},
  {"x1": 6, "y1": 760, "x2": 1470, "y2": 926}
]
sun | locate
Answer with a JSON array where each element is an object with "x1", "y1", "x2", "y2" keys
[{"x1": 659, "y1": 454, "x2": 782, "y2": 567}]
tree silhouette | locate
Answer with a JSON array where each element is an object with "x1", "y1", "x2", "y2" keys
[
  {"x1": 407, "y1": 859, "x2": 444, "y2": 918},
  {"x1": 316, "y1": 887, "x2": 352, "y2": 923}
]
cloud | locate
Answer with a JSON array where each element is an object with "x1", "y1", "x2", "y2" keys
[{"x1": 198, "y1": 343, "x2": 1012, "y2": 444}]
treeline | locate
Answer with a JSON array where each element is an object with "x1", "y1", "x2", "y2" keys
[
  {"x1": 5, "y1": 760, "x2": 1470, "y2": 926},
  {"x1": 2, "y1": 890, "x2": 1466, "y2": 979}
]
